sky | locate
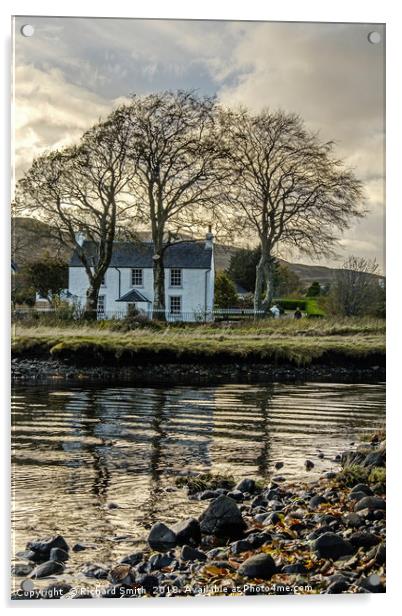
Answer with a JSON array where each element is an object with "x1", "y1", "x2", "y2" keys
[{"x1": 13, "y1": 17, "x2": 385, "y2": 270}]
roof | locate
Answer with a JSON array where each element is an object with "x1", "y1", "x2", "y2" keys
[
  {"x1": 116, "y1": 289, "x2": 151, "y2": 303},
  {"x1": 69, "y1": 240, "x2": 213, "y2": 269}
]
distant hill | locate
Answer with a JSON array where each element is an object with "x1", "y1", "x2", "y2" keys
[{"x1": 11, "y1": 217, "x2": 378, "y2": 287}]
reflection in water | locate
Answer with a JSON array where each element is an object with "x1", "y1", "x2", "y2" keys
[{"x1": 11, "y1": 382, "x2": 385, "y2": 573}]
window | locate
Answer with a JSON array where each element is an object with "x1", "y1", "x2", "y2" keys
[
  {"x1": 97, "y1": 295, "x2": 105, "y2": 315},
  {"x1": 131, "y1": 268, "x2": 143, "y2": 287},
  {"x1": 169, "y1": 296, "x2": 182, "y2": 315},
  {"x1": 101, "y1": 274, "x2": 106, "y2": 286},
  {"x1": 170, "y1": 268, "x2": 182, "y2": 287}
]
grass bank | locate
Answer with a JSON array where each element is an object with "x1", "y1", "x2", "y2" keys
[{"x1": 12, "y1": 318, "x2": 385, "y2": 368}]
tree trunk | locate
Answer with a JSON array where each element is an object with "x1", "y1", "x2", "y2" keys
[
  {"x1": 254, "y1": 254, "x2": 266, "y2": 312},
  {"x1": 84, "y1": 284, "x2": 100, "y2": 320},
  {"x1": 262, "y1": 258, "x2": 275, "y2": 308},
  {"x1": 153, "y1": 255, "x2": 166, "y2": 321}
]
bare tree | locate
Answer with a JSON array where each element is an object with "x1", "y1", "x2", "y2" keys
[
  {"x1": 327, "y1": 256, "x2": 384, "y2": 316},
  {"x1": 219, "y1": 108, "x2": 365, "y2": 310},
  {"x1": 13, "y1": 113, "x2": 136, "y2": 318},
  {"x1": 112, "y1": 90, "x2": 227, "y2": 315}
]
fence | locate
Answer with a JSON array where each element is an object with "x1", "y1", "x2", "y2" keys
[{"x1": 12, "y1": 306, "x2": 269, "y2": 323}]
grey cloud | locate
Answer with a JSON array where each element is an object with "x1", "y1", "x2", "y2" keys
[{"x1": 13, "y1": 17, "x2": 385, "y2": 268}]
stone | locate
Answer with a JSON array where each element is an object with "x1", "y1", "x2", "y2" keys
[
  {"x1": 325, "y1": 472, "x2": 337, "y2": 479},
  {"x1": 11, "y1": 562, "x2": 34, "y2": 576},
  {"x1": 230, "y1": 539, "x2": 251, "y2": 555},
  {"x1": 31, "y1": 560, "x2": 65, "y2": 579},
  {"x1": 235, "y1": 478, "x2": 256, "y2": 494},
  {"x1": 180, "y1": 545, "x2": 207, "y2": 562},
  {"x1": 275, "y1": 461, "x2": 284, "y2": 470},
  {"x1": 199, "y1": 495, "x2": 247, "y2": 539},
  {"x1": 362, "y1": 451, "x2": 385, "y2": 468},
  {"x1": 72, "y1": 543, "x2": 90, "y2": 552},
  {"x1": 136, "y1": 573, "x2": 159, "y2": 594},
  {"x1": 313, "y1": 532, "x2": 354, "y2": 560},
  {"x1": 82, "y1": 564, "x2": 109, "y2": 579},
  {"x1": 49, "y1": 548, "x2": 69, "y2": 562},
  {"x1": 27, "y1": 535, "x2": 69, "y2": 557},
  {"x1": 343, "y1": 513, "x2": 363, "y2": 528},
  {"x1": 108, "y1": 564, "x2": 134, "y2": 585},
  {"x1": 350, "y1": 483, "x2": 373, "y2": 496},
  {"x1": 349, "y1": 531, "x2": 380, "y2": 548},
  {"x1": 119, "y1": 551, "x2": 143, "y2": 566},
  {"x1": 198, "y1": 490, "x2": 219, "y2": 500},
  {"x1": 354, "y1": 496, "x2": 386, "y2": 512},
  {"x1": 148, "y1": 522, "x2": 177, "y2": 549},
  {"x1": 251, "y1": 494, "x2": 266, "y2": 508},
  {"x1": 246, "y1": 532, "x2": 272, "y2": 548},
  {"x1": 16, "y1": 550, "x2": 44, "y2": 563},
  {"x1": 304, "y1": 460, "x2": 314, "y2": 470},
  {"x1": 148, "y1": 552, "x2": 175, "y2": 570},
  {"x1": 226, "y1": 490, "x2": 244, "y2": 502},
  {"x1": 171, "y1": 518, "x2": 201, "y2": 545},
  {"x1": 348, "y1": 491, "x2": 368, "y2": 502},
  {"x1": 282, "y1": 563, "x2": 308, "y2": 574},
  {"x1": 309, "y1": 495, "x2": 327, "y2": 509},
  {"x1": 238, "y1": 553, "x2": 277, "y2": 580},
  {"x1": 254, "y1": 513, "x2": 270, "y2": 524}
]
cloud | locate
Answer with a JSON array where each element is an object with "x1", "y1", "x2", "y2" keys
[{"x1": 13, "y1": 17, "x2": 385, "y2": 269}]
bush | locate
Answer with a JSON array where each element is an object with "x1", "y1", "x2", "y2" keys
[
  {"x1": 368, "y1": 467, "x2": 386, "y2": 485},
  {"x1": 336, "y1": 465, "x2": 369, "y2": 487},
  {"x1": 175, "y1": 472, "x2": 235, "y2": 495}
]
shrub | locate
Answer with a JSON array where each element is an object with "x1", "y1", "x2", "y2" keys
[
  {"x1": 336, "y1": 464, "x2": 369, "y2": 487},
  {"x1": 175, "y1": 472, "x2": 235, "y2": 494},
  {"x1": 368, "y1": 467, "x2": 386, "y2": 485}
]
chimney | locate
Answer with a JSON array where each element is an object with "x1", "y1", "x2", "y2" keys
[
  {"x1": 75, "y1": 230, "x2": 86, "y2": 247},
  {"x1": 205, "y1": 225, "x2": 213, "y2": 250}
]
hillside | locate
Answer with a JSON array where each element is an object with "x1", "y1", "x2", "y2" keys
[{"x1": 11, "y1": 217, "x2": 371, "y2": 287}]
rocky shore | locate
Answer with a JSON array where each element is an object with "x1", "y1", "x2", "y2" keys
[
  {"x1": 12, "y1": 436, "x2": 386, "y2": 599},
  {"x1": 11, "y1": 358, "x2": 385, "y2": 386}
]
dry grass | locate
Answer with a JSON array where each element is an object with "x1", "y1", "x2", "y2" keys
[{"x1": 12, "y1": 317, "x2": 385, "y2": 366}]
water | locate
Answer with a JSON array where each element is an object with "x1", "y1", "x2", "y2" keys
[{"x1": 11, "y1": 382, "x2": 385, "y2": 586}]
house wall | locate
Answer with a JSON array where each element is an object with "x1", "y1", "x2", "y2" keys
[{"x1": 68, "y1": 260, "x2": 214, "y2": 320}]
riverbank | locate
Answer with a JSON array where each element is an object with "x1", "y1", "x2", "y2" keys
[
  {"x1": 12, "y1": 358, "x2": 385, "y2": 385},
  {"x1": 11, "y1": 318, "x2": 385, "y2": 384},
  {"x1": 12, "y1": 436, "x2": 386, "y2": 598}
]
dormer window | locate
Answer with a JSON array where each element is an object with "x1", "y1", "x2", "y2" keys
[
  {"x1": 131, "y1": 268, "x2": 143, "y2": 287},
  {"x1": 170, "y1": 268, "x2": 182, "y2": 287}
]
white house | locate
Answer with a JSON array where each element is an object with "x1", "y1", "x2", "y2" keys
[{"x1": 68, "y1": 231, "x2": 215, "y2": 321}]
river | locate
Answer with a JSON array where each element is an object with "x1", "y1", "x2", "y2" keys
[{"x1": 11, "y1": 381, "x2": 385, "y2": 586}]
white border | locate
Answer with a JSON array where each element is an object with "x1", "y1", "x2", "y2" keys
[{"x1": 1, "y1": 1, "x2": 400, "y2": 614}]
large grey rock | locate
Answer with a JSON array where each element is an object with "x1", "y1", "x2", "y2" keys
[
  {"x1": 27, "y1": 535, "x2": 69, "y2": 557},
  {"x1": 362, "y1": 451, "x2": 385, "y2": 468},
  {"x1": 313, "y1": 532, "x2": 354, "y2": 560},
  {"x1": 350, "y1": 483, "x2": 373, "y2": 496},
  {"x1": 354, "y1": 496, "x2": 386, "y2": 512},
  {"x1": 238, "y1": 553, "x2": 277, "y2": 580},
  {"x1": 31, "y1": 560, "x2": 65, "y2": 579},
  {"x1": 235, "y1": 478, "x2": 256, "y2": 494},
  {"x1": 199, "y1": 495, "x2": 247, "y2": 539},
  {"x1": 172, "y1": 518, "x2": 201, "y2": 545},
  {"x1": 49, "y1": 547, "x2": 69, "y2": 562},
  {"x1": 148, "y1": 522, "x2": 177, "y2": 549}
]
